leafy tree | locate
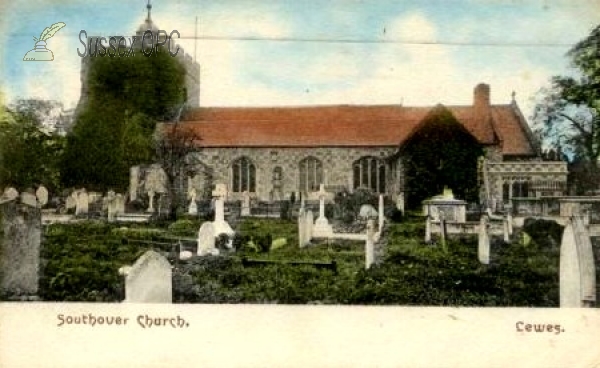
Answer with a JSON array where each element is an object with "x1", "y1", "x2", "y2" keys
[
  {"x1": 400, "y1": 105, "x2": 483, "y2": 208},
  {"x1": 533, "y1": 24, "x2": 600, "y2": 193},
  {"x1": 153, "y1": 118, "x2": 202, "y2": 219},
  {"x1": 0, "y1": 99, "x2": 66, "y2": 191},
  {"x1": 61, "y1": 46, "x2": 186, "y2": 192}
]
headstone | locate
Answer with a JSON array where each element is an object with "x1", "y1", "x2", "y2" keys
[
  {"x1": 147, "y1": 190, "x2": 155, "y2": 213},
  {"x1": 507, "y1": 211, "x2": 513, "y2": 235},
  {"x1": 241, "y1": 191, "x2": 251, "y2": 217},
  {"x1": 3, "y1": 187, "x2": 19, "y2": 201},
  {"x1": 130, "y1": 166, "x2": 140, "y2": 201},
  {"x1": 378, "y1": 194, "x2": 384, "y2": 232},
  {"x1": 313, "y1": 184, "x2": 333, "y2": 237},
  {"x1": 298, "y1": 207, "x2": 306, "y2": 247},
  {"x1": 0, "y1": 201, "x2": 42, "y2": 296},
  {"x1": 425, "y1": 216, "x2": 431, "y2": 242},
  {"x1": 65, "y1": 195, "x2": 76, "y2": 211},
  {"x1": 305, "y1": 210, "x2": 314, "y2": 244},
  {"x1": 188, "y1": 188, "x2": 198, "y2": 215},
  {"x1": 123, "y1": 250, "x2": 172, "y2": 303},
  {"x1": 359, "y1": 204, "x2": 377, "y2": 219},
  {"x1": 503, "y1": 217, "x2": 510, "y2": 243},
  {"x1": 35, "y1": 186, "x2": 48, "y2": 207},
  {"x1": 197, "y1": 222, "x2": 218, "y2": 256},
  {"x1": 106, "y1": 191, "x2": 117, "y2": 222},
  {"x1": 397, "y1": 192, "x2": 405, "y2": 214},
  {"x1": 560, "y1": 216, "x2": 596, "y2": 307},
  {"x1": 478, "y1": 215, "x2": 490, "y2": 265},
  {"x1": 75, "y1": 190, "x2": 89, "y2": 216},
  {"x1": 20, "y1": 192, "x2": 38, "y2": 208},
  {"x1": 115, "y1": 194, "x2": 125, "y2": 215},
  {"x1": 365, "y1": 219, "x2": 375, "y2": 269}
]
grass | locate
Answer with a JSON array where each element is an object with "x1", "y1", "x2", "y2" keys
[{"x1": 15, "y1": 215, "x2": 562, "y2": 305}]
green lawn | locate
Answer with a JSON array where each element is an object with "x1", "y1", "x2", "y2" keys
[{"x1": 31, "y1": 216, "x2": 560, "y2": 306}]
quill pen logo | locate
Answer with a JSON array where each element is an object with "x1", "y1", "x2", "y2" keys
[{"x1": 23, "y1": 22, "x2": 66, "y2": 61}]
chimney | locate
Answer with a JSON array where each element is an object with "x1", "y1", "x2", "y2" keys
[{"x1": 474, "y1": 83, "x2": 490, "y2": 111}]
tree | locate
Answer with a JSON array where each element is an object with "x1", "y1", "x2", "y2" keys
[
  {"x1": 400, "y1": 105, "x2": 483, "y2": 208},
  {"x1": 60, "y1": 46, "x2": 186, "y2": 192},
  {"x1": 533, "y1": 24, "x2": 600, "y2": 193},
  {"x1": 153, "y1": 117, "x2": 202, "y2": 219},
  {"x1": 0, "y1": 99, "x2": 66, "y2": 191}
]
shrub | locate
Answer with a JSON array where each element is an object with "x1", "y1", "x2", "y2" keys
[
  {"x1": 385, "y1": 207, "x2": 403, "y2": 223},
  {"x1": 168, "y1": 219, "x2": 197, "y2": 236}
]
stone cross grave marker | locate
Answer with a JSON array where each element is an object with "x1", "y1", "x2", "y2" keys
[
  {"x1": 478, "y1": 215, "x2": 490, "y2": 265},
  {"x1": 123, "y1": 250, "x2": 172, "y2": 303},
  {"x1": 35, "y1": 186, "x2": 48, "y2": 207},
  {"x1": 0, "y1": 200, "x2": 42, "y2": 296},
  {"x1": 147, "y1": 190, "x2": 155, "y2": 213},
  {"x1": 313, "y1": 184, "x2": 333, "y2": 237},
  {"x1": 197, "y1": 222, "x2": 218, "y2": 256},
  {"x1": 298, "y1": 207, "x2": 306, "y2": 248},
  {"x1": 211, "y1": 184, "x2": 234, "y2": 239}
]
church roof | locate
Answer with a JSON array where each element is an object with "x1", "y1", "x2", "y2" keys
[{"x1": 171, "y1": 96, "x2": 536, "y2": 156}]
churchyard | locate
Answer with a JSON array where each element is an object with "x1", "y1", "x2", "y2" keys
[{"x1": 2, "y1": 182, "x2": 592, "y2": 307}]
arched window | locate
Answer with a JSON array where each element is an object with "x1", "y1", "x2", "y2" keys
[
  {"x1": 512, "y1": 181, "x2": 530, "y2": 198},
  {"x1": 299, "y1": 157, "x2": 323, "y2": 192},
  {"x1": 232, "y1": 157, "x2": 256, "y2": 193},
  {"x1": 353, "y1": 157, "x2": 386, "y2": 193}
]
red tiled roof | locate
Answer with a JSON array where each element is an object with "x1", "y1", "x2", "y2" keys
[
  {"x1": 490, "y1": 105, "x2": 537, "y2": 156},
  {"x1": 169, "y1": 104, "x2": 535, "y2": 155}
]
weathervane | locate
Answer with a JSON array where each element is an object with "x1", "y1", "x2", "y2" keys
[{"x1": 146, "y1": 0, "x2": 152, "y2": 22}]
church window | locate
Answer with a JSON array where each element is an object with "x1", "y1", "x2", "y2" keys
[
  {"x1": 353, "y1": 157, "x2": 387, "y2": 193},
  {"x1": 299, "y1": 157, "x2": 323, "y2": 192},
  {"x1": 232, "y1": 157, "x2": 256, "y2": 193}
]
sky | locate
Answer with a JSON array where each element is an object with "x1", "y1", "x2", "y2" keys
[{"x1": 0, "y1": 0, "x2": 599, "y2": 121}]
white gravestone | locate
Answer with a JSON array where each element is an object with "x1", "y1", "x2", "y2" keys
[
  {"x1": 241, "y1": 191, "x2": 251, "y2": 217},
  {"x1": 115, "y1": 194, "x2": 125, "y2": 215},
  {"x1": 560, "y1": 217, "x2": 596, "y2": 307},
  {"x1": 365, "y1": 220, "x2": 375, "y2": 269},
  {"x1": 105, "y1": 192, "x2": 117, "y2": 222},
  {"x1": 130, "y1": 166, "x2": 140, "y2": 201},
  {"x1": 147, "y1": 190, "x2": 155, "y2": 213},
  {"x1": 75, "y1": 190, "x2": 89, "y2": 216},
  {"x1": 478, "y1": 215, "x2": 490, "y2": 265},
  {"x1": 425, "y1": 216, "x2": 432, "y2": 242},
  {"x1": 313, "y1": 184, "x2": 333, "y2": 237},
  {"x1": 20, "y1": 192, "x2": 38, "y2": 208},
  {"x1": 3, "y1": 187, "x2": 19, "y2": 201},
  {"x1": 197, "y1": 222, "x2": 218, "y2": 256},
  {"x1": 359, "y1": 204, "x2": 377, "y2": 219},
  {"x1": 503, "y1": 217, "x2": 510, "y2": 243},
  {"x1": 188, "y1": 188, "x2": 198, "y2": 215},
  {"x1": 123, "y1": 250, "x2": 172, "y2": 303},
  {"x1": 65, "y1": 195, "x2": 76, "y2": 211},
  {"x1": 298, "y1": 207, "x2": 306, "y2": 248},
  {"x1": 305, "y1": 210, "x2": 314, "y2": 245},
  {"x1": 396, "y1": 192, "x2": 405, "y2": 214},
  {"x1": 211, "y1": 184, "x2": 234, "y2": 240},
  {"x1": 36, "y1": 186, "x2": 48, "y2": 207},
  {"x1": 378, "y1": 194, "x2": 384, "y2": 232}
]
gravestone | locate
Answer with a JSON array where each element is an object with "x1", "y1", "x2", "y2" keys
[
  {"x1": 359, "y1": 204, "x2": 377, "y2": 219},
  {"x1": 378, "y1": 194, "x2": 384, "y2": 232},
  {"x1": 211, "y1": 184, "x2": 234, "y2": 239},
  {"x1": 115, "y1": 194, "x2": 125, "y2": 215},
  {"x1": 20, "y1": 192, "x2": 38, "y2": 208},
  {"x1": 425, "y1": 216, "x2": 432, "y2": 242},
  {"x1": 188, "y1": 188, "x2": 198, "y2": 215},
  {"x1": 507, "y1": 211, "x2": 513, "y2": 235},
  {"x1": 298, "y1": 207, "x2": 306, "y2": 247},
  {"x1": 35, "y1": 186, "x2": 48, "y2": 207},
  {"x1": 397, "y1": 192, "x2": 405, "y2": 214},
  {"x1": 75, "y1": 190, "x2": 89, "y2": 216},
  {"x1": 0, "y1": 201, "x2": 42, "y2": 297},
  {"x1": 560, "y1": 216, "x2": 596, "y2": 307},
  {"x1": 241, "y1": 191, "x2": 251, "y2": 217},
  {"x1": 197, "y1": 222, "x2": 218, "y2": 256},
  {"x1": 147, "y1": 190, "x2": 155, "y2": 213},
  {"x1": 503, "y1": 217, "x2": 510, "y2": 243},
  {"x1": 478, "y1": 215, "x2": 490, "y2": 265},
  {"x1": 365, "y1": 220, "x2": 375, "y2": 269},
  {"x1": 65, "y1": 195, "x2": 76, "y2": 211},
  {"x1": 313, "y1": 184, "x2": 333, "y2": 237},
  {"x1": 129, "y1": 166, "x2": 140, "y2": 201},
  {"x1": 105, "y1": 191, "x2": 117, "y2": 222},
  {"x1": 305, "y1": 210, "x2": 314, "y2": 245},
  {"x1": 3, "y1": 187, "x2": 19, "y2": 201},
  {"x1": 123, "y1": 250, "x2": 172, "y2": 303}
]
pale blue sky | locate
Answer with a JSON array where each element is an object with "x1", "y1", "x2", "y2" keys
[{"x1": 1, "y1": 0, "x2": 598, "y2": 120}]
